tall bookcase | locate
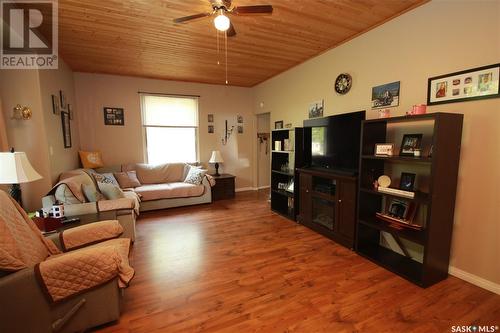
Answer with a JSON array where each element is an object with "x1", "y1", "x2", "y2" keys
[
  {"x1": 270, "y1": 128, "x2": 306, "y2": 220},
  {"x1": 356, "y1": 112, "x2": 463, "y2": 287}
]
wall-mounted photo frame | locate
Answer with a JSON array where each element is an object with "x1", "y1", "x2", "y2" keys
[
  {"x1": 237, "y1": 125, "x2": 243, "y2": 134},
  {"x1": 400, "y1": 134, "x2": 422, "y2": 156},
  {"x1": 103, "y1": 107, "x2": 124, "y2": 126},
  {"x1": 52, "y1": 95, "x2": 60, "y2": 115},
  {"x1": 61, "y1": 112, "x2": 71, "y2": 148},
  {"x1": 59, "y1": 90, "x2": 67, "y2": 109},
  {"x1": 68, "y1": 104, "x2": 74, "y2": 120},
  {"x1": 208, "y1": 125, "x2": 214, "y2": 133},
  {"x1": 308, "y1": 100, "x2": 324, "y2": 118},
  {"x1": 427, "y1": 63, "x2": 500, "y2": 105},
  {"x1": 208, "y1": 114, "x2": 214, "y2": 123},
  {"x1": 274, "y1": 120, "x2": 284, "y2": 129},
  {"x1": 372, "y1": 81, "x2": 400, "y2": 109},
  {"x1": 237, "y1": 115, "x2": 243, "y2": 123}
]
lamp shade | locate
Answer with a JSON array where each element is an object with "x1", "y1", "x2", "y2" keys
[
  {"x1": 0, "y1": 152, "x2": 42, "y2": 184},
  {"x1": 209, "y1": 151, "x2": 224, "y2": 164}
]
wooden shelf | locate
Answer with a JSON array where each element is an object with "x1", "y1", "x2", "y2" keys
[
  {"x1": 359, "y1": 216, "x2": 426, "y2": 245},
  {"x1": 272, "y1": 150, "x2": 294, "y2": 154},
  {"x1": 357, "y1": 112, "x2": 464, "y2": 287},
  {"x1": 361, "y1": 155, "x2": 432, "y2": 164},
  {"x1": 357, "y1": 241, "x2": 423, "y2": 286},
  {"x1": 359, "y1": 187, "x2": 430, "y2": 204},
  {"x1": 271, "y1": 170, "x2": 294, "y2": 177},
  {"x1": 271, "y1": 189, "x2": 294, "y2": 198}
]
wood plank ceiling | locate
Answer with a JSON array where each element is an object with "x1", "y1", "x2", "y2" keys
[{"x1": 58, "y1": 0, "x2": 428, "y2": 87}]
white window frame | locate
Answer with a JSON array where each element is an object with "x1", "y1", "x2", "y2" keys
[{"x1": 140, "y1": 93, "x2": 200, "y2": 164}]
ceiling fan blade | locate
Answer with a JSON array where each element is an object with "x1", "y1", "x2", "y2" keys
[
  {"x1": 173, "y1": 12, "x2": 211, "y2": 23},
  {"x1": 227, "y1": 22, "x2": 236, "y2": 37},
  {"x1": 232, "y1": 5, "x2": 273, "y2": 15}
]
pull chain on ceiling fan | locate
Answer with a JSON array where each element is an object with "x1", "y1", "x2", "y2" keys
[{"x1": 174, "y1": 0, "x2": 273, "y2": 84}]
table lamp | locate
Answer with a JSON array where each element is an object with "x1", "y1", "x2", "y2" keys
[
  {"x1": 209, "y1": 150, "x2": 224, "y2": 176},
  {"x1": 0, "y1": 149, "x2": 42, "y2": 207}
]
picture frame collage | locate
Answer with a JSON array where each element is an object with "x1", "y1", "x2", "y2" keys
[{"x1": 52, "y1": 90, "x2": 73, "y2": 148}]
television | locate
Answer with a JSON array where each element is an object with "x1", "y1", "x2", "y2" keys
[{"x1": 304, "y1": 111, "x2": 365, "y2": 174}]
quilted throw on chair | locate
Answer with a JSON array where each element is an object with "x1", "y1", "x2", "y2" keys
[{"x1": 0, "y1": 190, "x2": 134, "y2": 303}]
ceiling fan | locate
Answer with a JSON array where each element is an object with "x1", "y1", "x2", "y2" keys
[{"x1": 173, "y1": 0, "x2": 273, "y2": 37}]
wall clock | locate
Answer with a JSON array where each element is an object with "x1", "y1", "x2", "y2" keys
[{"x1": 335, "y1": 73, "x2": 352, "y2": 94}]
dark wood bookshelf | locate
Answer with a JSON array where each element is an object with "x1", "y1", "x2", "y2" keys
[
  {"x1": 270, "y1": 128, "x2": 306, "y2": 221},
  {"x1": 356, "y1": 112, "x2": 463, "y2": 287}
]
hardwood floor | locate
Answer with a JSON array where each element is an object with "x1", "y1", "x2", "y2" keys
[{"x1": 96, "y1": 190, "x2": 500, "y2": 332}]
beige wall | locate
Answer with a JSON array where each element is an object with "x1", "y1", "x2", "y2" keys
[
  {"x1": 0, "y1": 70, "x2": 52, "y2": 210},
  {"x1": 0, "y1": 59, "x2": 81, "y2": 211},
  {"x1": 254, "y1": 0, "x2": 500, "y2": 285},
  {"x1": 39, "y1": 60, "x2": 81, "y2": 184},
  {"x1": 74, "y1": 73, "x2": 255, "y2": 189}
]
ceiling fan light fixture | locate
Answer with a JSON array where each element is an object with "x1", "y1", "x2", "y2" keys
[{"x1": 214, "y1": 11, "x2": 230, "y2": 31}]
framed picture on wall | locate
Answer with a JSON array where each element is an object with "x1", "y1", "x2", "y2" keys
[
  {"x1": 371, "y1": 81, "x2": 400, "y2": 109},
  {"x1": 427, "y1": 63, "x2": 500, "y2": 105},
  {"x1": 52, "y1": 95, "x2": 60, "y2": 115},
  {"x1": 59, "y1": 90, "x2": 67, "y2": 109},
  {"x1": 103, "y1": 107, "x2": 125, "y2": 126},
  {"x1": 61, "y1": 112, "x2": 71, "y2": 148}
]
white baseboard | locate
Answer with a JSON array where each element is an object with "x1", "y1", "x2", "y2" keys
[
  {"x1": 449, "y1": 266, "x2": 500, "y2": 295},
  {"x1": 235, "y1": 186, "x2": 270, "y2": 192},
  {"x1": 235, "y1": 187, "x2": 255, "y2": 192}
]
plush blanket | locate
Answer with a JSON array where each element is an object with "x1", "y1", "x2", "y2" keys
[{"x1": 35, "y1": 238, "x2": 134, "y2": 303}]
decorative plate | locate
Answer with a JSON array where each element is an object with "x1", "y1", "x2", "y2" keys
[
  {"x1": 377, "y1": 175, "x2": 391, "y2": 188},
  {"x1": 335, "y1": 73, "x2": 352, "y2": 94}
]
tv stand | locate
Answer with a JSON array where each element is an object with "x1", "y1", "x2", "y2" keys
[{"x1": 296, "y1": 167, "x2": 357, "y2": 249}]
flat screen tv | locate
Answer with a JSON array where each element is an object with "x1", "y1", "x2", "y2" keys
[{"x1": 304, "y1": 111, "x2": 365, "y2": 173}]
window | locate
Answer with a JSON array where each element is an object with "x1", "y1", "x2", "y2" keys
[{"x1": 141, "y1": 94, "x2": 199, "y2": 164}]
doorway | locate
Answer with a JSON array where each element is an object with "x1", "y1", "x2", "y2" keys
[{"x1": 256, "y1": 112, "x2": 270, "y2": 189}]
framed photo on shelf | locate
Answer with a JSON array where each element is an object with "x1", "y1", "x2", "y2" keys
[
  {"x1": 399, "y1": 172, "x2": 416, "y2": 191},
  {"x1": 375, "y1": 143, "x2": 394, "y2": 156},
  {"x1": 274, "y1": 120, "x2": 284, "y2": 129},
  {"x1": 61, "y1": 112, "x2": 71, "y2": 148},
  {"x1": 427, "y1": 63, "x2": 500, "y2": 105},
  {"x1": 399, "y1": 134, "x2": 422, "y2": 156}
]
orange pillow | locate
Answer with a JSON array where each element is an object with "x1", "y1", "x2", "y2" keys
[{"x1": 79, "y1": 151, "x2": 104, "y2": 169}]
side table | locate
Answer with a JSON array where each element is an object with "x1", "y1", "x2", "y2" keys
[{"x1": 211, "y1": 174, "x2": 236, "y2": 201}]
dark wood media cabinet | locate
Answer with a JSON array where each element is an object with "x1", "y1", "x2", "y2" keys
[{"x1": 296, "y1": 168, "x2": 357, "y2": 249}]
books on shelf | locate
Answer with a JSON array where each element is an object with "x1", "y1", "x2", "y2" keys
[{"x1": 378, "y1": 187, "x2": 415, "y2": 198}]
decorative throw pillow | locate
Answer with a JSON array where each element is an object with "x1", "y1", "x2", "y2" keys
[
  {"x1": 184, "y1": 167, "x2": 207, "y2": 185},
  {"x1": 114, "y1": 171, "x2": 141, "y2": 188},
  {"x1": 92, "y1": 173, "x2": 120, "y2": 187},
  {"x1": 82, "y1": 184, "x2": 105, "y2": 202},
  {"x1": 79, "y1": 151, "x2": 104, "y2": 169},
  {"x1": 98, "y1": 183, "x2": 126, "y2": 200}
]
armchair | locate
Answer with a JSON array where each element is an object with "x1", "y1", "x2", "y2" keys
[{"x1": 0, "y1": 190, "x2": 134, "y2": 333}]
